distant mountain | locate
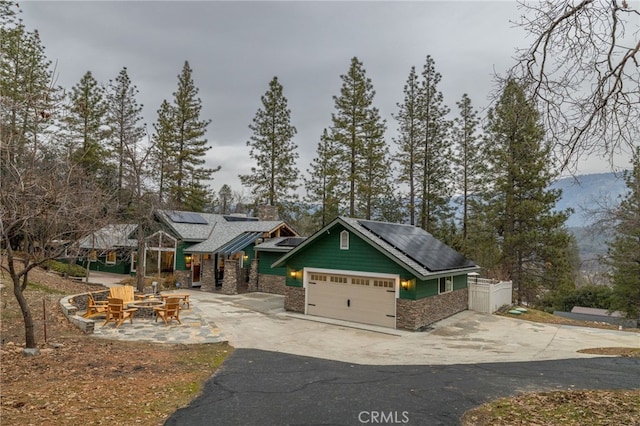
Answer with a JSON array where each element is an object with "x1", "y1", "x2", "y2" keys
[{"x1": 551, "y1": 172, "x2": 628, "y2": 228}]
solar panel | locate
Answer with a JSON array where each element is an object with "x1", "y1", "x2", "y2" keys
[
  {"x1": 276, "y1": 237, "x2": 306, "y2": 247},
  {"x1": 166, "y1": 211, "x2": 208, "y2": 224},
  {"x1": 358, "y1": 220, "x2": 475, "y2": 272}
]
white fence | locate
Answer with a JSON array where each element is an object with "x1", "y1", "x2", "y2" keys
[{"x1": 468, "y1": 279, "x2": 513, "y2": 314}]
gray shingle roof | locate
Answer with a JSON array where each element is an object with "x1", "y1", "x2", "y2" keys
[
  {"x1": 273, "y1": 217, "x2": 479, "y2": 280},
  {"x1": 156, "y1": 211, "x2": 290, "y2": 253},
  {"x1": 78, "y1": 224, "x2": 137, "y2": 249}
]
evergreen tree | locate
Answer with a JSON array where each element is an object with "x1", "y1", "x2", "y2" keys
[
  {"x1": 169, "y1": 60, "x2": 219, "y2": 210},
  {"x1": 153, "y1": 61, "x2": 219, "y2": 210},
  {"x1": 393, "y1": 66, "x2": 423, "y2": 225},
  {"x1": 105, "y1": 67, "x2": 146, "y2": 208},
  {"x1": 304, "y1": 129, "x2": 342, "y2": 228},
  {"x1": 66, "y1": 71, "x2": 110, "y2": 180},
  {"x1": 606, "y1": 148, "x2": 640, "y2": 318},
  {"x1": 239, "y1": 76, "x2": 299, "y2": 206},
  {"x1": 330, "y1": 57, "x2": 389, "y2": 218},
  {"x1": 1, "y1": 13, "x2": 55, "y2": 166},
  {"x1": 417, "y1": 56, "x2": 452, "y2": 236},
  {"x1": 484, "y1": 79, "x2": 572, "y2": 304},
  {"x1": 357, "y1": 100, "x2": 390, "y2": 220},
  {"x1": 451, "y1": 93, "x2": 486, "y2": 250},
  {"x1": 151, "y1": 99, "x2": 175, "y2": 205},
  {"x1": 218, "y1": 184, "x2": 233, "y2": 214}
]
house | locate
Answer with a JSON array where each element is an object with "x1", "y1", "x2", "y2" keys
[
  {"x1": 272, "y1": 217, "x2": 480, "y2": 331},
  {"x1": 151, "y1": 206, "x2": 297, "y2": 294},
  {"x1": 76, "y1": 224, "x2": 138, "y2": 274}
]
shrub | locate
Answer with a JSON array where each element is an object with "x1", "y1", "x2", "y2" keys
[{"x1": 43, "y1": 260, "x2": 87, "y2": 277}]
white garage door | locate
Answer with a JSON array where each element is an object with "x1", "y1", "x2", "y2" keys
[{"x1": 306, "y1": 272, "x2": 396, "y2": 328}]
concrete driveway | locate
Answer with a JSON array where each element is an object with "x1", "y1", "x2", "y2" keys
[{"x1": 191, "y1": 291, "x2": 640, "y2": 365}]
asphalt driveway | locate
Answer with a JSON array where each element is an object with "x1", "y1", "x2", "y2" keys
[{"x1": 165, "y1": 349, "x2": 640, "y2": 426}]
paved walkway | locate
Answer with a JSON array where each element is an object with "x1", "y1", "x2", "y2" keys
[{"x1": 83, "y1": 272, "x2": 640, "y2": 365}]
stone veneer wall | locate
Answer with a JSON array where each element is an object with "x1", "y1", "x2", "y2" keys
[
  {"x1": 396, "y1": 288, "x2": 468, "y2": 331},
  {"x1": 248, "y1": 259, "x2": 259, "y2": 292},
  {"x1": 284, "y1": 286, "x2": 305, "y2": 313},
  {"x1": 220, "y1": 259, "x2": 239, "y2": 295},
  {"x1": 258, "y1": 274, "x2": 286, "y2": 295},
  {"x1": 200, "y1": 257, "x2": 216, "y2": 292},
  {"x1": 173, "y1": 270, "x2": 191, "y2": 290}
]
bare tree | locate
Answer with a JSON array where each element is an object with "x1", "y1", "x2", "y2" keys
[
  {"x1": 513, "y1": 0, "x2": 640, "y2": 171},
  {"x1": 1, "y1": 150, "x2": 114, "y2": 349}
]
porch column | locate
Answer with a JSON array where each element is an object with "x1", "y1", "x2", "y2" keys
[
  {"x1": 200, "y1": 255, "x2": 216, "y2": 292},
  {"x1": 220, "y1": 259, "x2": 239, "y2": 295},
  {"x1": 248, "y1": 258, "x2": 258, "y2": 292}
]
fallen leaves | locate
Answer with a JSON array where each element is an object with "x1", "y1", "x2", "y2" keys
[{"x1": 1, "y1": 267, "x2": 231, "y2": 425}]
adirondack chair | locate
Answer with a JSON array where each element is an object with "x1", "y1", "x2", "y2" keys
[
  {"x1": 108, "y1": 285, "x2": 136, "y2": 306},
  {"x1": 153, "y1": 298, "x2": 181, "y2": 325},
  {"x1": 102, "y1": 297, "x2": 137, "y2": 328},
  {"x1": 82, "y1": 293, "x2": 108, "y2": 318}
]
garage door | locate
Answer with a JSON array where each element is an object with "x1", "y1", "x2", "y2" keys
[{"x1": 306, "y1": 272, "x2": 396, "y2": 328}]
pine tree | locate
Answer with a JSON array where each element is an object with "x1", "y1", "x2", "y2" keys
[
  {"x1": 417, "y1": 56, "x2": 452, "y2": 236},
  {"x1": 451, "y1": 93, "x2": 486, "y2": 250},
  {"x1": 153, "y1": 61, "x2": 220, "y2": 210},
  {"x1": 105, "y1": 67, "x2": 146, "y2": 208},
  {"x1": 66, "y1": 71, "x2": 110, "y2": 180},
  {"x1": 151, "y1": 99, "x2": 175, "y2": 205},
  {"x1": 239, "y1": 76, "x2": 299, "y2": 206},
  {"x1": 170, "y1": 61, "x2": 219, "y2": 210},
  {"x1": 330, "y1": 57, "x2": 389, "y2": 218},
  {"x1": 606, "y1": 148, "x2": 640, "y2": 318},
  {"x1": 358, "y1": 106, "x2": 392, "y2": 220},
  {"x1": 485, "y1": 79, "x2": 572, "y2": 304},
  {"x1": 218, "y1": 184, "x2": 233, "y2": 214},
  {"x1": 304, "y1": 129, "x2": 342, "y2": 228},
  {"x1": 1, "y1": 14, "x2": 55, "y2": 165},
  {"x1": 393, "y1": 66, "x2": 423, "y2": 225}
]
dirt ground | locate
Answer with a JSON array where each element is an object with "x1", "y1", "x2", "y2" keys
[{"x1": 0, "y1": 266, "x2": 230, "y2": 426}]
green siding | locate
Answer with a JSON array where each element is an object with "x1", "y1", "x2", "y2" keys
[
  {"x1": 454, "y1": 274, "x2": 467, "y2": 290},
  {"x1": 258, "y1": 251, "x2": 287, "y2": 276},
  {"x1": 175, "y1": 242, "x2": 189, "y2": 270},
  {"x1": 285, "y1": 224, "x2": 408, "y2": 276},
  {"x1": 281, "y1": 222, "x2": 470, "y2": 299},
  {"x1": 77, "y1": 258, "x2": 130, "y2": 274}
]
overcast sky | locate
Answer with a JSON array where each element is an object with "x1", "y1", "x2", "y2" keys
[{"x1": 19, "y1": 1, "x2": 615, "y2": 196}]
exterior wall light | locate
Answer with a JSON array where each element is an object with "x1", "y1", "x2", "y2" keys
[
  {"x1": 401, "y1": 280, "x2": 410, "y2": 290},
  {"x1": 290, "y1": 269, "x2": 301, "y2": 280}
]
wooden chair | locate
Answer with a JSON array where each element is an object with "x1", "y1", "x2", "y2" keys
[
  {"x1": 153, "y1": 297, "x2": 181, "y2": 325},
  {"x1": 82, "y1": 293, "x2": 108, "y2": 318},
  {"x1": 108, "y1": 285, "x2": 136, "y2": 306},
  {"x1": 102, "y1": 297, "x2": 137, "y2": 328}
]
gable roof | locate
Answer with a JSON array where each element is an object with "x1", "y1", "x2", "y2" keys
[
  {"x1": 156, "y1": 210, "x2": 295, "y2": 254},
  {"x1": 272, "y1": 217, "x2": 479, "y2": 280},
  {"x1": 78, "y1": 224, "x2": 138, "y2": 250}
]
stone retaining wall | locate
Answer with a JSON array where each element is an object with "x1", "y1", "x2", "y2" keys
[
  {"x1": 59, "y1": 294, "x2": 96, "y2": 334},
  {"x1": 396, "y1": 288, "x2": 468, "y2": 331}
]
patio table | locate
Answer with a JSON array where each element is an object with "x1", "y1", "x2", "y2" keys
[{"x1": 159, "y1": 293, "x2": 191, "y2": 309}]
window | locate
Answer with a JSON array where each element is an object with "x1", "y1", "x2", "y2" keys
[
  {"x1": 351, "y1": 277, "x2": 370, "y2": 286},
  {"x1": 106, "y1": 251, "x2": 116, "y2": 265},
  {"x1": 330, "y1": 275, "x2": 348, "y2": 284},
  {"x1": 439, "y1": 276, "x2": 453, "y2": 294},
  {"x1": 373, "y1": 279, "x2": 394, "y2": 289},
  {"x1": 89, "y1": 250, "x2": 97, "y2": 262},
  {"x1": 131, "y1": 252, "x2": 137, "y2": 273},
  {"x1": 340, "y1": 230, "x2": 349, "y2": 250}
]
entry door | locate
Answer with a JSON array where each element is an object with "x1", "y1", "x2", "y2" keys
[
  {"x1": 192, "y1": 254, "x2": 201, "y2": 286},
  {"x1": 306, "y1": 272, "x2": 396, "y2": 328}
]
